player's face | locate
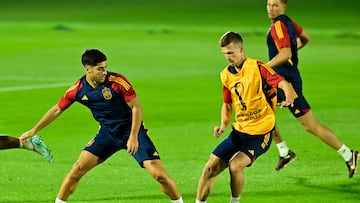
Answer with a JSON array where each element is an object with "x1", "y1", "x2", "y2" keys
[
  {"x1": 221, "y1": 42, "x2": 245, "y2": 67},
  {"x1": 86, "y1": 61, "x2": 108, "y2": 86},
  {"x1": 267, "y1": 0, "x2": 286, "y2": 20}
]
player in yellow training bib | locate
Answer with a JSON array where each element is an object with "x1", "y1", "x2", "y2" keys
[{"x1": 195, "y1": 31, "x2": 294, "y2": 203}]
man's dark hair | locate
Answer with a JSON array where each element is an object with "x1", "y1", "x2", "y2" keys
[
  {"x1": 219, "y1": 31, "x2": 243, "y2": 47},
  {"x1": 81, "y1": 48, "x2": 107, "y2": 66}
]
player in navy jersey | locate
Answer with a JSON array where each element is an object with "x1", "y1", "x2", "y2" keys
[
  {"x1": 20, "y1": 49, "x2": 183, "y2": 203},
  {"x1": 0, "y1": 134, "x2": 52, "y2": 162},
  {"x1": 266, "y1": 0, "x2": 358, "y2": 178}
]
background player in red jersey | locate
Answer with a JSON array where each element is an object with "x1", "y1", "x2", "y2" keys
[
  {"x1": 195, "y1": 31, "x2": 294, "y2": 203},
  {"x1": 266, "y1": 0, "x2": 358, "y2": 177},
  {"x1": 0, "y1": 134, "x2": 52, "y2": 161},
  {"x1": 20, "y1": 49, "x2": 183, "y2": 203}
]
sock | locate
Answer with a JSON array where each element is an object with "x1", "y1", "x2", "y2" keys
[
  {"x1": 22, "y1": 140, "x2": 35, "y2": 151},
  {"x1": 276, "y1": 141, "x2": 289, "y2": 157},
  {"x1": 337, "y1": 144, "x2": 352, "y2": 161},
  {"x1": 172, "y1": 196, "x2": 183, "y2": 203},
  {"x1": 230, "y1": 196, "x2": 240, "y2": 203},
  {"x1": 196, "y1": 200, "x2": 206, "y2": 203},
  {"x1": 55, "y1": 198, "x2": 66, "y2": 203}
]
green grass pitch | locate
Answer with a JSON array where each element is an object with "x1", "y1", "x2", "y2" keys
[{"x1": 0, "y1": 0, "x2": 359, "y2": 202}]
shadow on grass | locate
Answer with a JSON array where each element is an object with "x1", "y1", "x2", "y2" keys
[
  {"x1": 0, "y1": 192, "x2": 210, "y2": 203},
  {"x1": 75, "y1": 192, "x2": 221, "y2": 202},
  {"x1": 2, "y1": 179, "x2": 359, "y2": 202},
  {"x1": 290, "y1": 176, "x2": 360, "y2": 201},
  {"x1": 244, "y1": 176, "x2": 360, "y2": 201}
]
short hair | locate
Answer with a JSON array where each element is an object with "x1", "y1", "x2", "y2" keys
[
  {"x1": 81, "y1": 48, "x2": 107, "y2": 66},
  {"x1": 219, "y1": 31, "x2": 243, "y2": 47},
  {"x1": 280, "y1": 0, "x2": 288, "y2": 4}
]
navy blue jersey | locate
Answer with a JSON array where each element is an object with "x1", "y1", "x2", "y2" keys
[
  {"x1": 58, "y1": 72, "x2": 136, "y2": 133},
  {"x1": 267, "y1": 14, "x2": 303, "y2": 91},
  {"x1": 267, "y1": 15, "x2": 311, "y2": 116}
]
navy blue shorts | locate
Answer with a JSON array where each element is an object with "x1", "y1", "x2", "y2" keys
[
  {"x1": 212, "y1": 129, "x2": 272, "y2": 165},
  {"x1": 84, "y1": 124, "x2": 160, "y2": 167},
  {"x1": 277, "y1": 88, "x2": 311, "y2": 117}
]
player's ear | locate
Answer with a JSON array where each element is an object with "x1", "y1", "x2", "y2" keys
[
  {"x1": 282, "y1": 3, "x2": 287, "y2": 10},
  {"x1": 84, "y1": 65, "x2": 91, "y2": 73}
]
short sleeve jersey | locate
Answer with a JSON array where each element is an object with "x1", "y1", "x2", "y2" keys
[
  {"x1": 267, "y1": 14, "x2": 304, "y2": 89},
  {"x1": 220, "y1": 57, "x2": 283, "y2": 135},
  {"x1": 58, "y1": 72, "x2": 136, "y2": 130}
]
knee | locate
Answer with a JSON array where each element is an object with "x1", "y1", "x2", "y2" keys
[
  {"x1": 203, "y1": 163, "x2": 221, "y2": 178},
  {"x1": 302, "y1": 123, "x2": 318, "y2": 135},
  {"x1": 302, "y1": 124, "x2": 311, "y2": 133},
  {"x1": 144, "y1": 160, "x2": 170, "y2": 183},
  {"x1": 228, "y1": 162, "x2": 246, "y2": 175},
  {"x1": 151, "y1": 171, "x2": 168, "y2": 183},
  {"x1": 229, "y1": 164, "x2": 239, "y2": 174},
  {"x1": 67, "y1": 162, "x2": 87, "y2": 181}
]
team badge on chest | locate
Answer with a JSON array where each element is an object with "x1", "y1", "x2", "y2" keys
[{"x1": 102, "y1": 87, "x2": 112, "y2": 100}]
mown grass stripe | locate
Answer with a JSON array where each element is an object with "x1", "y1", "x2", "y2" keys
[{"x1": 0, "y1": 82, "x2": 71, "y2": 92}]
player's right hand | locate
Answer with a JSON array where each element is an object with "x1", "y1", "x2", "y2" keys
[
  {"x1": 19, "y1": 130, "x2": 35, "y2": 146},
  {"x1": 214, "y1": 126, "x2": 225, "y2": 138}
]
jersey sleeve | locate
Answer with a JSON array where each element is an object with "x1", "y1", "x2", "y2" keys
[
  {"x1": 292, "y1": 20, "x2": 303, "y2": 36},
  {"x1": 270, "y1": 20, "x2": 291, "y2": 49},
  {"x1": 223, "y1": 85, "x2": 232, "y2": 104},
  {"x1": 108, "y1": 74, "x2": 137, "y2": 102},
  {"x1": 57, "y1": 80, "x2": 81, "y2": 110},
  {"x1": 258, "y1": 61, "x2": 284, "y2": 88}
]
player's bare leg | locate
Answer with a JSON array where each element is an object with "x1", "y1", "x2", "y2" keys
[
  {"x1": 0, "y1": 135, "x2": 53, "y2": 162},
  {"x1": 297, "y1": 110, "x2": 357, "y2": 177},
  {"x1": 143, "y1": 159, "x2": 183, "y2": 202},
  {"x1": 196, "y1": 154, "x2": 227, "y2": 201},
  {"x1": 0, "y1": 135, "x2": 19, "y2": 149},
  {"x1": 56, "y1": 150, "x2": 101, "y2": 201},
  {"x1": 228, "y1": 152, "x2": 251, "y2": 202},
  {"x1": 272, "y1": 126, "x2": 283, "y2": 144},
  {"x1": 297, "y1": 110, "x2": 342, "y2": 149}
]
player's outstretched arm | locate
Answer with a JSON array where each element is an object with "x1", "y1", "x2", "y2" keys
[{"x1": 20, "y1": 104, "x2": 63, "y2": 145}]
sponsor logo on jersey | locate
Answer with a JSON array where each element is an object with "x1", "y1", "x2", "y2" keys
[{"x1": 81, "y1": 95, "x2": 88, "y2": 101}]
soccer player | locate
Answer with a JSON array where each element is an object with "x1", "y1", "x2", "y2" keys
[
  {"x1": 195, "y1": 31, "x2": 294, "y2": 203},
  {"x1": 266, "y1": 0, "x2": 358, "y2": 177},
  {"x1": 20, "y1": 48, "x2": 183, "y2": 203},
  {"x1": 0, "y1": 134, "x2": 52, "y2": 162}
]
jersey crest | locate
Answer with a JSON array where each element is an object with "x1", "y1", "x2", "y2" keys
[{"x1": 102, "y1": 87, "x2": 112, "y2": 100}]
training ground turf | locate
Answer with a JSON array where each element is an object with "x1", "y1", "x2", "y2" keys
[{"x1": 0, "y1": 0, "x2": 359, "y2": 202}]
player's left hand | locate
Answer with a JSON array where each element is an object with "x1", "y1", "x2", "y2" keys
[
  {"x1": 279, "y1": 100, "x2": 294, "y2": 108},
  {"x1": 126, "y1": 135, "x2": 139, "y2": 156}
]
